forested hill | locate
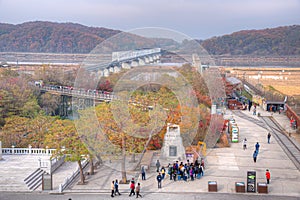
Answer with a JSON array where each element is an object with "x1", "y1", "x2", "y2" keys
[
  {"x1": 0, "y1": 21, "x2": 121, "y2": 53},
  {"x1": 200, "y1": 25, "x2": 300, "y2": 56},
  {"x1": 0, "y1": 21, "x2": 299, "y2": 56}
]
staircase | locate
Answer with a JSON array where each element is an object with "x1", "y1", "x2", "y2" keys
[{"x1": 24, "y1": 168, "x2": 46, "y2": 191}]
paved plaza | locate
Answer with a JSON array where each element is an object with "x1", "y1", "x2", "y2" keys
[
  {"x1": 0, "y1": 155, "x2": 50, "y2": 191},
  {"x1": 0, "y1": 106, "x2": 299, "y2": 199},
  {"x1": 63, "y1": 107, "x2": 300, "y2": 198}
]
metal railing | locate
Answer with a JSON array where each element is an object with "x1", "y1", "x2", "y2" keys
[
  {"x1": 50, "y1": 155, "x2": 66, "y2": 174},
  {"x1": 40, "y1": 85, "x2": 116, "y2": 101},
  {"x1": 2, "y1": 147, "x2": 56, "y2": 155},
  {"x1": 59, "y1": 159, "x2": 89, "y2": 193}
]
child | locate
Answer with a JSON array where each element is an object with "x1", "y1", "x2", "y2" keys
[{"x1": 136, "y1": 182, "x2": 142, "y2": 198}]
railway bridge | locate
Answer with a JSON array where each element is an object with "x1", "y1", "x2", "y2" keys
[{"x1": 85, "y1": 48, "x2": 161, "y2": 77}]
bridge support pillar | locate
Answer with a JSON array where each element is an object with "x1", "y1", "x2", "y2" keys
[
  {"x1": 144, "y1": 57, "x2": 150, "y2": 64},
  {"x1": 103, "y1": 69, "x2": 109, "y2": 77},
  {"x1": 109, "y1": 67, "x2": 114, "y2": 73},
  {"x1": 59, "y1": 95, "x2": 69, "y2": 117},
  {"x1": 154, "y1": 54, "x2": 161, "y2": 63},
  {"x1": 121, "y1": 62, "x2": 131, "y2": 69},
  {"x1": 113, "y1": 66, "x2": 121, "y2": 73},
  {"x1": 149, "y1": 56, "x2": 154, "y2": 63},
  {"x1": 131, "y1": 61, "x2": 139, "y2": 67},
  {"x1": 138, "y1": 58, "x2": 145, "y2": 66}
]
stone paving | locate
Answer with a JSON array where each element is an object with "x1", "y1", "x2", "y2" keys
[
  {"x1": 0, "y1": 155, "x2": 50, "y2": 191},
  {"x1": 64, "y1": 106, "x2": 300, "y2": 198},
  {"x1": 52, "y1": 161, "x2": 78, "y2": 191},
  {"x1": 0, "y1": 106, "x2": 299, "y2": 198}
]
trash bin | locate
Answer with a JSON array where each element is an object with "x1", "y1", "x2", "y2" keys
[
  {"x1": 235, "y1": 182, "x2": 245, "y2": 193},
  {"x1": 208, "y1": 181, "x2": 217, "y2": 192},
  {"x1": 257, "y1": 182, "x2": 268, "y2": 193}
]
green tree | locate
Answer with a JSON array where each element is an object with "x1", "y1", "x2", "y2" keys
[{"x1": 45, "y1": 119, "x2": 89, "y2": 184}]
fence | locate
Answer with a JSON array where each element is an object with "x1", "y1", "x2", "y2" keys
[
  {"x1": 286, "y1": 105, "x2": 300, "y2": 130},
  {"x1": 50, "y1": 155, "x2": 66, "y2": 173},
  {"x1": 2, "y1": 147, "x2": 56, "y2": 155},
  {"x1": 1, "y1": 147, "x2": 65, "y2": 174}
]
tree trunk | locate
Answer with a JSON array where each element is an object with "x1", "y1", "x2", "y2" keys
[
  {"x1": 134, "y1": 133, "x2": 153, "y2": 170},
  {"x1": 95, "y1": 154, "x2": 103, "y2": 165},
  {"x1": 130, "y1": 153, "x2": 136, "y2": 163},
  {"x1": 78, "y1": 160, "x2": 85, "y2": 184},
  {"x1": 89, "y1": 156, "x2": 95, "y2": 175},
  {"x1": 121, "y1": 133, "x2": 127, "y2": 183}
]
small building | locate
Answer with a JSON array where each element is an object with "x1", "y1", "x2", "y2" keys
[{"x1": 263, "y1": 101, "x2": 285, "y2": 112}]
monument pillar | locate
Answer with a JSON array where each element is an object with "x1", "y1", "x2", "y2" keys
[{"x1": 160, "y1": 123, "x2": 186, "y2": 161}]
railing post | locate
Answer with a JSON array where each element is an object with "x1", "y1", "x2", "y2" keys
[
  {"x1": 46, "y1": 146, "x2": 49, "y2": 155},
  {"x1": 11, "y1": 145, "x2": 15, "y2": 154},
  {"x1": 59, "y1": 184, "x2": 63, "y2": 193},
  {"x1": 28, "y1": 144, "x2": 32, "y2": 154}
]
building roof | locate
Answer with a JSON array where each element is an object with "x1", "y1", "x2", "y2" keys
[{"x1": 226, "y1": 77, "x2": 242, "y2": 85}]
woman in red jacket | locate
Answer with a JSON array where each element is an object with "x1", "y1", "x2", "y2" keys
[
  {"x1": 129, "y1": 180, "x2": 135, "y2": 196},
  {"x1": 266, "y1": 169, "x2": 271, "y2": 184}
]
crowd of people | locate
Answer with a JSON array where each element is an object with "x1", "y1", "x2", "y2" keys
[{"x1": 154, "y1": 159, "x2": 205, "y2": 189}]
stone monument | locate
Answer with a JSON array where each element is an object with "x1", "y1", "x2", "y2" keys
[{"x1": 160, "y1": 123, "x2": 186, "y2": 161}]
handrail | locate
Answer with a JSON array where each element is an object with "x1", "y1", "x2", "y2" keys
[
  {"x1": 2, "y1": 147, "x2": 56, "y2": 155},
  {"x1": 40, "y1": 86, "x2": 116, "y2": 101},
  {"x1": 59, "y1": 159, "x2": 89, "y2": 193}
]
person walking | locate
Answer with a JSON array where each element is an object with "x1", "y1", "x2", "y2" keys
[
  {"x1": 173, "y1": 169, "x2": 177, "y2": 181},
  {"x1": 114, "y1": 179, "x2": 121, "y2": 196},
  {"x1": 253, "y1": 150, "x2": 258, "y2": 163},
  {"x1": 156, "y1": 160, "x2": 161, "y2": 172},
  {"x1": 243, "y1": 138, "x2": 247, "y2": 150},
  {"x1": 267, "y1": 132, "x2": 271, "y2": 144},
  {"x1": 161, "y1": 167, "x2": 166, "y2": 180},
  {"x1": 253, "y1": 106, "x2": 257, "y2": 115},
  {"x1": 201, "y1": 159, "x2": 205, "y2": 169},
  {"x1": 266, "y1": 169, "x2": 271, "y2": 184},
  {"x1": 141, "y1": 166, "x2": 146, "y2": 180},
  {"x1": 129, "y1": 180, "x2": 135, "y2": 196},
  {"x1": 168, "y1": 164, "x2": 173, "y2": 180},
  {"x1": 136, "y1": 183, "x2": 142, "y2": 198},
  {"x1": 190, "y1": 167, "x2": 194, "y2": 181},
  {"x1": 111, "y1": 181, "x2": 115, "y2": 198},
  {"x1": 199, "y1": 164, "x2": 204, "y2": 176},
  {"x1": 157, "y1": 173, "x2": 162, "y2": 188},
  {"x1": 255, "y1": 142, "x2": 260, "y2": 153}
]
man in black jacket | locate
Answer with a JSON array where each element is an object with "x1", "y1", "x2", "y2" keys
[{"x1": 157, "y1": 173, "x2": 162, "y2": 188}]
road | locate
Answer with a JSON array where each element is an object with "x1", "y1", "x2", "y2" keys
[{"x1": 0, "y1": 192, "x2": 299, "y2": 200}]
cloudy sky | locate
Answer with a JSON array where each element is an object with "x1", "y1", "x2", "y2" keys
[{"x1": 0, "y1": 0, "x2": 299, "y2": 39}]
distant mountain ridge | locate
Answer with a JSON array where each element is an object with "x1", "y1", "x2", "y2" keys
[
  {"x1": 0, "y1": 21, "x2": 121, "y2": 53},
  {"x1": 0, "y1": 21, "x2": 299, "y2": 55},
  {"x1": 200, "y1": 25, "x2": 300, "y2": 56}
]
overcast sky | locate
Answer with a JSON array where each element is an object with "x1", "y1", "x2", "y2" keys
[{"x1": 0, "y1": 0, "x2": 299, "y2": 39}]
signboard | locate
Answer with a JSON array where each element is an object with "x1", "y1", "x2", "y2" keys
[
  {"x1": 247, "y1": 171, "x2": 256, "y2": 193},
  {"x1": 42, "y1": 174, "x2": 52, "y2": 190},
  {"x1": 231, "y1": 127, "x2": 239, "y2": 143},
  {"x1": 186, "y1": 153, "x2": 194, "y2": 162},
  {"x1": 169, "y1": 146, "x2": 177, "y2": 157}
]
